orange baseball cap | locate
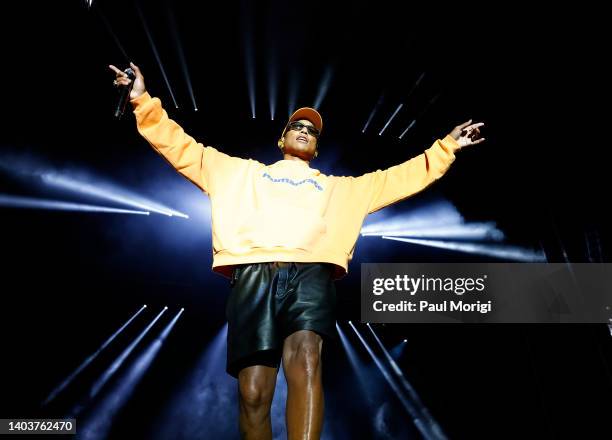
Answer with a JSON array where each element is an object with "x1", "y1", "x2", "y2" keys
[{"x1": 281, "y1": 107, "x2": 323, "y2": 138}]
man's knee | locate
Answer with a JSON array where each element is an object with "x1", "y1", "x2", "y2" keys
[
  {"x1": 238, "y1": 367, "x2": 276, "y2": 409},
  {"x1": 283, "y1": 331, "x2": 323, "y2": 378}
]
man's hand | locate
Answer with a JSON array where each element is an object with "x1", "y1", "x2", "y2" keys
[
  {"x1": 109, "y1": 62, "x2": 146, "y2": 100},
  {"x1": 449, "y1": 119, "x2": 485, "y2": 150}
]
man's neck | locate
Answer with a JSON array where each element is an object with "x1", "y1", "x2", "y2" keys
[{"x1": 282, "y1": 153, "x2": 310, "y2": 166}]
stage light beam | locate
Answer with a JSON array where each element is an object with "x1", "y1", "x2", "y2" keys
[
  {"x1": 362, "y1": 222, "x2": 505, "y2": 242},
  {"x1": 383, "y1": 236, "x2": 547, "y2": 262},
  {"x1": 366, "y1": 324, "x2": 447, "y2": 439},
  {"x1": 167, "y1": 7, "x2": 198, "y2": 111},
  {"x1": 379, "y1": 103, "x2": 403, "y2": 136},
  {"x1": 78, "y1": 309, "x2": 183, "y2": 440},
  {"x1": 399, "y1": 120, "x2": 416, "y2": 139},
  {"x1": 399, "y1": 93, "x2": 440, "y2": 140},
  {"x1": 95, "y1": 8, "x2": 129, "y2": 60},
  {"x1": 135, "y1": 3, "x2": 179, "y2": 109},
  {"x1": 241, "y1": 2, "x2": 256, "y2": 118},
  {"x1": 0, "y1": 194, "x2": 149, "y2": 215},
  {"x1": 42, "y1": 305, "x2": 148, "y2": 407},
  {"x1": 288, "y1": 70, "x2": 300, "y2": 118},
  {"x1": 88, "y1": 307, "x2": 168, "y2": 400},
  {"x1": 268, "y1": 63, "x2": 277, "y2": 120},
  {"x1": 0, "y1": 154, "x2": 187, "y2": 218},
  {"x1": 313, "y1": 66, "x2": 333, "y2": 110},
  {"x1": 41, "y1": 173, "x2": 188, "y2": 218},
  {"x1": 349, "y1": 322, "x2": 442, "y2": 440},
  {"x1": 152, "y1": 324, "x2": 239, "y2": 439},
  {"x1": 363, "y1": 93, "x2": 384, "y2": 133},
  {"x1": 336, "y1": 323, "x2": 376, "y2": 408}
]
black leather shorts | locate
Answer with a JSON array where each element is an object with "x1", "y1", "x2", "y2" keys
[{"x1": 225, "y1": 262, "x2": 337, "y2": 378}]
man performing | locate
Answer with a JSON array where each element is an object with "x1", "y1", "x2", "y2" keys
[{"x1": 110, "y1": 62, "x2": 485, "y2": 440}]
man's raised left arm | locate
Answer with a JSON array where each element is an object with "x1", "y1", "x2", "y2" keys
[{"x1": 362, "y1": 120, "x2": 485, "y2": 214}]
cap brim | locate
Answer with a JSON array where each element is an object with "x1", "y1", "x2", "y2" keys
[{"x1": 288, "y1": 107, "x2": 323, "y2": 133}]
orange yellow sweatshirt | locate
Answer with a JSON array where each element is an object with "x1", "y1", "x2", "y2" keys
[{"x1": 131, "y1": 92, "x2": 460, "y2": 279}]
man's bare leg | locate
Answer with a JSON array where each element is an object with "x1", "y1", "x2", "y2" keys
[
  {"x1": 238, "y1": 364, "x2": 279, "y2": 440},
  {"x1": 282, "y1": 330, "x2": 324, "y2": 440}
]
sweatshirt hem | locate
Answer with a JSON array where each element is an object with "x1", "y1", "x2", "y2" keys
[{"x1": 212, "y1": 249, "x2": 348, "y2": 280}]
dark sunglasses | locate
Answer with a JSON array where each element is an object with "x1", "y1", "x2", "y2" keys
[{"x1": 286, "y1": 121, "x2": 320, "y2": 138}]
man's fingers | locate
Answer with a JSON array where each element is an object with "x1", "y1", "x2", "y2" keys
[
  {"x1": 130, "y1": 62, "x2": 143, "y2": 79},
  {"x1": 109, "y1": 64, "x2": 129, "y2": 78},
  {"x1": 460, "y1": 122, "x2": 485, "y2": 139},
  {"x1": 109, "y1": 64, "x2": 122, "y2": 75},
  {"x1": 470, "y1": 137, "x2": 485, "y2": 145},
  {"x1": 113, "y1": 77, "x2": 132, "y2": 87},
  {"x1": 457, "y1": 119, "x2": 473, "y2": 129},
  {"x1": 467, "y1": 122, "x2": 485, "y2": 130}
]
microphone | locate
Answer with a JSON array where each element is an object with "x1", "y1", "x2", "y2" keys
[{"x1": 114, "y1": 67, "x2": 136, "y2": 119}]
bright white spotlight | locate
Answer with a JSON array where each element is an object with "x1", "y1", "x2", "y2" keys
[
  {"x1": 378, "y1": 103, "x2": 403, "y2": 136},
  {"x1": 403, "y1": 339, "x2": 407, "y2": 343},
  {"x1": 0, "y1": 194, "x2": 149, "y2": 215},
  {"x1": 362, "y1": 222, "x2": 505, "y2": 241},
  {"x1": 41, "y1": 173, "x2": 188, "y2": 218},
  {"x1": 382, "y1": 236, "x2": 547, "y2": 262}
]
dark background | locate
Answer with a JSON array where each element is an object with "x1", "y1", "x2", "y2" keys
[{"x1": 0, "y1": 1, "x2": 610, "y2": 439}]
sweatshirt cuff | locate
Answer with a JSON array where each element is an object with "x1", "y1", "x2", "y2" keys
[
  {"x1": 441, "y1": 134, "x2": 461, "y2": 153},
  {"x1": 130, "y1": 91, "x2": 152, "y2": 109}
]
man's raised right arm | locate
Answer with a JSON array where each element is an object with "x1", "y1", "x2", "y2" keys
[{"x1": 110, "y1": 62, "x2": 218, "y2": 193}]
